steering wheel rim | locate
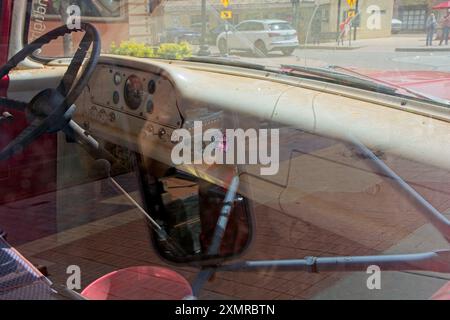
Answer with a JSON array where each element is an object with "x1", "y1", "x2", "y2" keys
[{"x1": 0, "y1": 23, "x2": 101, "y2": 161}]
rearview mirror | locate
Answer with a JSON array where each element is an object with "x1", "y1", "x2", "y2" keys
[{"x1": 137, "y1": 162, "x2": 253, "y2": 265}]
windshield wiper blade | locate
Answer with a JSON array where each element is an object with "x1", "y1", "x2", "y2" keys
[
  {"x1": 183, "y1": 56, "x2": 267, "y2": 71},
  {"x1": 329, "y1": 65, "x2": 450, "y2": 107},
  {"x1": 280, "y1": 64, "x2": 398, "y2": 95}
]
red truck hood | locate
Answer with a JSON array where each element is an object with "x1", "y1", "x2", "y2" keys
[{"x1": 356, "y1": 69, "x2": 450, "y2": 102}]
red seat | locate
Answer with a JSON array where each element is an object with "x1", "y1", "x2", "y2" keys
[{"x1": 81, "y1": 266, "x2": 193, "y2": 300}]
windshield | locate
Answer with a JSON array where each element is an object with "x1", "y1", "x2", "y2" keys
[
  {"x1": 1, "y1": 0, "x2": 449, "y2": 302},
  {"x1": 27, "y1": 0, "x2": 450, "y2": 104}
]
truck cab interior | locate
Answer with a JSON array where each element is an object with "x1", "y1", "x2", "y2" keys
[{"x1": 2, "y1": 0, "x2": 450, "y2": 300}]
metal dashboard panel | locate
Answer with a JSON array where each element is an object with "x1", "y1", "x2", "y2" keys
[
  {"x1": 75, "y1": 61, "x2": 187, "y2": 165},
  {"x1": 88, "y1": 64, "x2": 182, "y2": 128}
]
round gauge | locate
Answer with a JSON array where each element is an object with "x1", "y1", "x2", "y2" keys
[
  {"x1": 124, "y1": 75, "x2": 144, "y2": 110},
  {"x1": 113, "y1": 72, "x2": 122, "y2": 85}
]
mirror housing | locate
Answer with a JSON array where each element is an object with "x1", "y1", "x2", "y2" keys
[{"x1": 136, "y1": 160, "x2": 253, "y2": 265}]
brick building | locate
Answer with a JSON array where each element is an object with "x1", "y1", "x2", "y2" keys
[{"x1": 393, "y1": 0, "x2": 448, "y2": 32}]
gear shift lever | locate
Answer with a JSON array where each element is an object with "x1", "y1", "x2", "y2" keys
[{"x1": 93, "y1": 159, "x2": 186, "y2": 256}]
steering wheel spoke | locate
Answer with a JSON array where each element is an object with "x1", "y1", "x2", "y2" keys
[
  {"x1": 0, "y1": 97, "x2": 28, "y2": 111},
  {"x1": 57, "y1": 32, "x2": 94, "y2": 97}
]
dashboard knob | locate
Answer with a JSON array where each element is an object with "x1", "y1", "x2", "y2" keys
[
  {"x1": 114, "y1": 72, "x2": 122, "y2": 85},
  {"x1": 89, "y1": 106, "x2": 98, "y2": 119},
  {"x1": 158, "y1": 128, "x2": 166, "y2": 139},
  {"x1": 98, "y1": 109, "x2": 107, "y2": 124}
]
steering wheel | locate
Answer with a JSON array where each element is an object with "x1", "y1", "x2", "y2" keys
[{"x1": 0, "y1": 23, "x2": 100, "y2": 161}]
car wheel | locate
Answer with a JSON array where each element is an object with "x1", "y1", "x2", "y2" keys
[
  {"x1": 254, "y1": 40, "x2": 267, "y2": 57},
  {"x1": 281, "y1": 48, "x2": 295, "y2": 56},
  {"x1": 218, "y1": 39, "x2": 227, "y2": 55}
]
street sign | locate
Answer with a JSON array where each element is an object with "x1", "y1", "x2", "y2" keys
[
  {"x1": 221, "y1": 10, "x2": 233, "y2": 20},
  {"x1": 221, "y1": 0, "x2": 230, "y2": 8},
  {"x1": 347, "y1": 0, "x2": 356, "y2": 8}
]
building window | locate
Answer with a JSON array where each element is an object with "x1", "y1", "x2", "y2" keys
[
  {"x1": 399, "y1": 6, "x2": 427, "y2": 31},
  {"x1": 42, "y1": 0, "x2": 124, "y2": 19}
]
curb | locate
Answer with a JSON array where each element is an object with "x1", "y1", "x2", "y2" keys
[
  {"x1": 299, "y1": 45, "x2": 363, "y2": 50},
  {"x1": 395, "y1": 47, "x2": 450, "y2": 52}
]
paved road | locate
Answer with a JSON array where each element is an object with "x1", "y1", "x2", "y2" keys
[{"x1": 199, "y1": 35, "x2": 450, "y2": 72}]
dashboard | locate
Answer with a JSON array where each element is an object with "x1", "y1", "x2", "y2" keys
[
  {"x1": 75, "y1": 56, "x2": 233, "y2": 171},
  {"x1": 84, "y1": 63, "x2": 182, "y2": 141},
  {"x1": 74, "y1": 55, "x2": 450, "y2": 184}
]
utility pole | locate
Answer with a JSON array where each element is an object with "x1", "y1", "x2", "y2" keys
[
  {"x1": 291, "y1": 0, "x2": 301, "y2": 34},
  {"x1": 337, "y1": 0, "x2": 342, "y2": 33},
  {"x1": 220, "y1": 0, "x2": 232, "y2": 56},
  {"x1": 353, "y1": 0, "x2": 359, "y2": 41},
  {"x1": 197, "y1": 0, "x2": 210, "y2": 56},
  {"x1": 59, "y1": 0, "x2": 73, "y2": 56}
]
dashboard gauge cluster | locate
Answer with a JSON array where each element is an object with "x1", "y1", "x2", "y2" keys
[
  {"x1": 86, "y1": 65, "x2": 182, "y2": 129},
  {"x1": 78, "y1": 63, "x2": 185, "y2": 162},
  {"x1": 75, "y1": 59, "x2": 229, "y2": 172},
  {"x1": 124, "y1": 75, "x2": 144, "y2": 110}
]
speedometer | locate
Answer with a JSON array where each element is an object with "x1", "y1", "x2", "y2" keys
[{"x1": 124, "y1": 75, "x2": 144, "y2": 110}]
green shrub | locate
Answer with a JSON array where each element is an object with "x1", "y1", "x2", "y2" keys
[
  {"x1": 110, "y1": 40, "x2": 192, "y2": 59},
  {"x1": 157, "y1": 42, "x2": 192, "y2": 59}
]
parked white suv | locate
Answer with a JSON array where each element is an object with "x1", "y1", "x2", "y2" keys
[{"x1": 216, "y1": 20, "x2": 299, "y2": 56}]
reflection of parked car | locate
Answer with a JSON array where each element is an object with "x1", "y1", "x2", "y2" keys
[
  {"x1": 161, "y1": 27, "x2": 201, "y2": 44},
  {"x1": 190, "y1": 22, "x2": 208, "y2": 34},
  {"x1": 216, "y1": 19, "x2": 299, "y2": 56},
  {"x1": 209, "y1": 24, "x2": 228, "y2": 45},
  {"x1": 391, "y1": 19, "x2": 403, "y2": 34},
  {"x1": 190, "y1": 23, "x2": 229, "y2": 45}
]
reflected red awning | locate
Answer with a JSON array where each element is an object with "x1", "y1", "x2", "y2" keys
[{"x1": 433, "y1": 1, "x2": 450, "y2": 9}]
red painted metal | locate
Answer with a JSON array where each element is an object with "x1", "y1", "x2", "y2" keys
[
  {"x1": 0, "y1": 0, "x2": 13, "y2": 65},
  {"x1": 0, "y1": 75, "x2": 9, "y2": 97},
  {"x1": 0, "y1": 0, "x2": 57, "y2": 242},
  {"x1": 341, "y1": 68, "x2": 450, "y2": 101},
  {"x1": 81, "y1": 266, "x2": 193, "y2": 300},
  {"x1": 367, "y1": 70, "x2": 450, "y2": 101},
  {"x1": 431, "y1": 281, "x2": 450, "y2": 300}
]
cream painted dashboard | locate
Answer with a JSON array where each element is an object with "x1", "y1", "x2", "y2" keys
[
  {"x1": 75, "y1": 55, "x2": 450, "y2": 175},
  {"x1": 73, "y1": 54, "x2": 450, "y2": 247}
]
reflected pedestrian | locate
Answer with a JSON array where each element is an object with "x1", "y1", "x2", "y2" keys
[
  {"x1": 338, "y1": 21, "x2": 345, "y2": 46},
  {"x1": 311, "y1": 15, "x2": 322, "y2": 45},
  {"x1": 439, "y1": 11, "x2": 450, "y2": 46},
  {"x1": 426, "y1": 13, "x2": 437, "y2": 46},
  {"x1": 338, "y1": 16, "x2": 351, "y2": 46}
]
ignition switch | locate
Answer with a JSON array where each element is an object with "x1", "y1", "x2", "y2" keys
[{"x1": 158, "y1": 128, "x2": 166, "y2": 139}]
